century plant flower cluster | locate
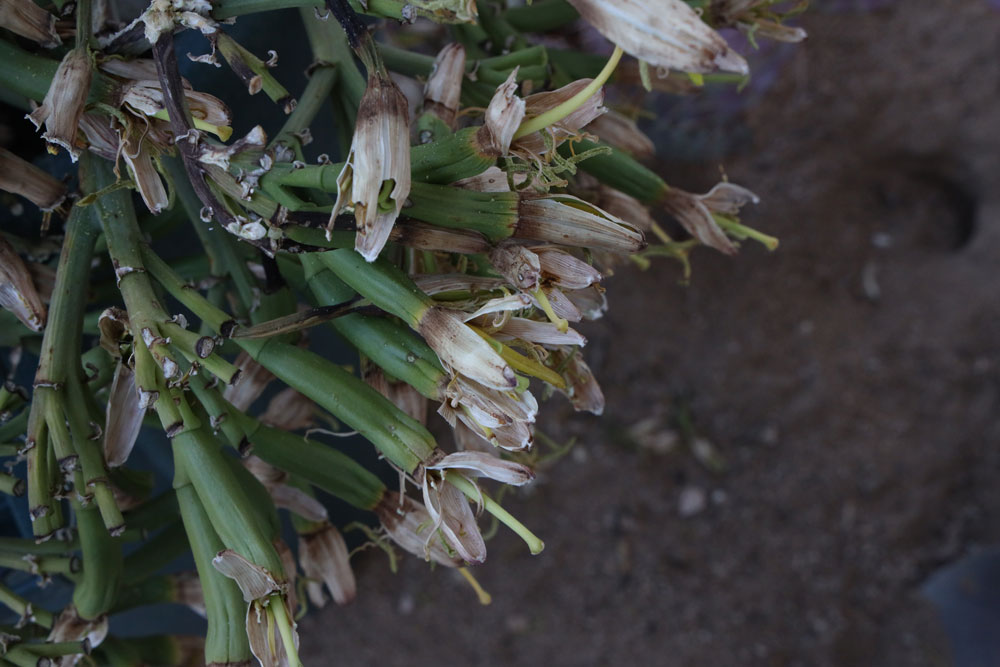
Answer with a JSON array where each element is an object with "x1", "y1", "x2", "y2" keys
[{"x1": 0, "y1": 0, "x2": 803, "y2": 663}]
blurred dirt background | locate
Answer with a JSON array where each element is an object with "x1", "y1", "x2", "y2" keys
[{"x1": 300, "y1": 1, "x2": 1000, "y2": 665}]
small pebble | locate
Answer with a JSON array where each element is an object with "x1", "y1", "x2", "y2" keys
[{"x1": 678, "y1": 486, "x2": 707, "y2": 518}]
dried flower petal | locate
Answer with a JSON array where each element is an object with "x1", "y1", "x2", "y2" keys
[
  {"x1": 0, "y1": 0, "x2": 60, "y2": 47},
  {"x1": 103, "y1": 361, "x2": 145, "y2": 467},
  {"x1": 567, "y1": 0, "x2": 749, "y2": 74},
  {"x1": 423, "y1": 43, "x2": 466, "y2": 128},
  {"x1": 211, "y1": 549, "x2": 282, "y2": 602},
  {"x1": 475, "y1": 70, "x2": 525, "y2": 157},
  {"x1": 662, "y1": 182, "x2": 759, "y2": 255},
  {"x1": 375, "y1": 491, "x2": 462, "y2": 568},
  {"x1": 26, "y1": 48, "x2": 92, "y2": 161},
  {"x1": 426, "y1": 451, "x2": 535, "y2": 486},
  {"x1": 418, "y1": 307, "x2": 516, "y2": 390},
  {"x1": 0, "y1": 234, "x2": 47, "y2": 332},
  {"x1": 299, "y1": 523, "x2": 356, "y2": 607},
  {"x1": 517, "y1": 194, "x2": 645, "y2": 253},
  {"x1": 0, "y1": 147, "x2": 67, "y2": 211}
]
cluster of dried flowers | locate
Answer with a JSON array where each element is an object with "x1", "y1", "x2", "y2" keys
[{"x1": 0, "y1": 0, "x2": 803, "y2": 664}]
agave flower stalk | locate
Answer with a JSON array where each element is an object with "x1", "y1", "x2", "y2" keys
[
  {"x1": 213, "y1": 31, "x2": 295, "y2": 112},
  {"x1": 0, "y1": 580, "x2": 54, "y2": 629}
]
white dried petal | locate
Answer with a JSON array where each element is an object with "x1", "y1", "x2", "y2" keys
[
  {"x1": 662, "y1": 183, "x2": 759, "y2": 255},
  {"x1": 427, "y1": 451, "x2": 534, "y2": 486},
  {"x1": 211, "y1": 549, "x2": 281, "y2": 602},
  {"x1": 26, "y1": 48, "x2": 92, "y2": 161},
  {"x1": 418, "y1": 307, "x2": 516, "y2": 390},
  {"x1": 475, "y1": 69, "x2": 525, "y2": 157},
  {"x1": 0, "y1": 235, "x2": 47, "y2": 332},
  {"x1": 588, "y1": 112, "x2": 655, "y2": 158},
  {"x1": 534, "y1": 247, "x2": 602, "y2": 289},
  {"x1": 424, "y1": 43, "x2": 466, "y2": 128},
  {"x1": 517, "y1": 194, "x2": 645, "y2": 252},
  {"x1": 567, "y1": 0, "x2": 749, "y2": 74},
  {"x1": 495, "y1": 317, "x2": 587, "y2": 347},
  {"x1": 103, "y1": 362, "x2": 145, "y2": 467}
]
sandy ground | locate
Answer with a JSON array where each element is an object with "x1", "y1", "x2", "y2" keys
[{"x1": 299, "y1": 2, "x2": 1000, "y2": 665}]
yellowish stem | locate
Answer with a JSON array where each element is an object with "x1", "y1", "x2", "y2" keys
[
  {"x1": 269, "y1": 595, "x2": 303, "y2": 667},
  {"x1": 512, "y1": 46, "x2": 624, "y2": 140}
]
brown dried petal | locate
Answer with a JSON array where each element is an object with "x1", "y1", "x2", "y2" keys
[
  {"x1": 0, "y1": 147, "x2": 66, "y2": 211},
  {"x1": 534, "y1": 247, "x2": 602, "y2": 290},
  {"x1": 427, "y1": 451, "x2": 534, "y2": 486},
  {"x1": 422, "y1": 477, "x2": 486, "y2": 565},
  {"x1": 495, "y1": 317, "x2": 587, "y2": 347},
  {"x1": 587, "y1": 112, "x2": 655, "y2": 158},
  {"x1": 246, "y1": 597, "x2": 298, "y2": 667},
  {"x1": 260, "y1": 387, "x2": 315, "y2": 431},
  {"x1": 26, "y1": 48, "x2": 92, "y2": 161},
  {"x1": 0, "y1": 234, "x2": 47, "y2": 332},
  {"x1": 223, "y1": 351, "x2": 275, "y2": 411},
  {"x1": 423, "y1": 43, "x2": 466, "y2": 128},
  {"x1": 122, "y1": 141, "x2": 168, "y2": 214},
  {"x1": 0, "y1": 0, "x2": 60, "y2": 46},
  {"x1": 299, "y1": 523, "x2": 356, "y2": 607},
  {"x1": 513, "y1": 78, "x2": 605, "y2": 156},
  {"x1": 375, "y1": 492, "x2": 461, "y2": 568},
  {"x1": 97, "y1": 307, "x2": 130, "y2": 357},
  {"x1": 270, "y1": 484, "x2": 328, "y2": 523},
  {"x1": 171, "y1": 571, "x2": 206, "y2": 617}
]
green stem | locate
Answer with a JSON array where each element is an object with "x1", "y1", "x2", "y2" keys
[
  {"x1": 0, "y1": 581, "x2": 53, "y2": 629},
  {"x1": 447, "y1": 472, "x2": 544, "y2": 555}
]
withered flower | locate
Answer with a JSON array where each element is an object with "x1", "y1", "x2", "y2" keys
[
  {"x1": 299, "y1": 522, "x2": 356, "y2": 607},
  {"x1": 103, "y1": 361, "x2": 145, "y2": 467},
  {"x1": 332, "y1": 74, "x2": 411, "y2": 262},
  {"x1": 567, "y1": 0, "x2": 748, "y2": 74},
  {"x1": 588, "y1": 112, "x2": 655, "y2": 158},
  {"x1": 375, "y1": 491, "x2": 462, "y2": 568},
  {"x1": 661, "y1": 182, "x2": 760, "y2": 255},
  {"x1": 417, "y1": 307, "x2": 516, "y2": 390},
  {"x1": 26, "y1": 48, "x2": 93, "y2": 161},
  {"x1": 516, "y1": 194, "x2": 645, "y2": 253}
]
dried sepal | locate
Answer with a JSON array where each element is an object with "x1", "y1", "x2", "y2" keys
[
  {"x1": 103, "y1": 361, "x2": 145, "y2": 467},
  {"x1": 0, "y1": 147, "x2": 67, "y2": 211},
  {"x1": 417, "y1": 307, "x2": 516, "y2": 390},
  {"x1": 661, "y1": 182, "x2": 759, "y2": 255},
  {"x1": 26, "y1": 48, "x2": 92, "y2": 161},
  {"x1": 0, "y1": 234, "x2": 48, "y2": 332},
  {"x1": 331, "y1": 74, "x2": 411, "y2": 262},
  {"x1": 567, "y1": 0, "x2": 749, "y2": 75},
  {"x1": 299, "y1": 522, "x2": 356, "y2": 607},
  {"x1": 0, "y1": 0, "x2": 60, "y2": 46}
]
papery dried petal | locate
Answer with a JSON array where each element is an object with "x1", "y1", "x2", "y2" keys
[
  {"x1": 556, "y1": 349, "x2": 605, "y2": 415},
  {"x1": 417, "y1": 307, "x2": 516, "y2": 390},
  {"x1": 246, "y1": 597, "x2": 298, "y2": 667},
  {"x1": 299, "y1": 523, "x2": 356, "y2": 607},
  {"x1": 0, "y1": 0, "x2": 60, "y2": 47},
  {"x1": 0, "y1": 234, "x2": 47, "y2": 332},
  {"x1": 423, "y1": 43, "x2": 466, "y2": 128},
  {"x1": 454, "y1": 166, "x2": 517, "y2": 193},
  {"x1": 534, "y1": 247, "x2": 602, "y2": 290},
  {"x1": 332, "y1": 74, "x2": 411, "y2": 262},
  {"x1": 364, "y1": 365, "x2": 427, "y2": 426},
  {"x1": 662, "y1": 183, "x2": 759, "y2": 255},
  {"x1": 269, "y1": 484, "x2": 328, "y2": 523},
  {"x1": 588, "y1": 111, "x2": 655, "y2": 158},
  {"x1": 422, "y1": 476, "x2": 486, "y2": 564},
  {"x1": 224, "y1": 351, "x2": 274, "y2": 411},
  {"x1": 274, "y1": 538, "x2": 298, "y2": 616},
  {"x1": 512, "y1": 78, "x2": 606, "y2": 156},
  {"x1": 0, "y1": 147, "x2": 67, "y2": 211},
  {"x1": 494, "y1": 317, "x2": 587, "y2": 347},
  {"x1": 427, "y1": 451, "x2": 534, "y2": 486},
  {"x1": 26, "y1": 48, "x2": 92, "y2": 161},
  {"x1": 47, "y1": 606, "x2": 107, "y2": 665},
  {"x1": 475, "y1": 69, "x2": 525, "y2": 157},
  {"x1": 121, "y1": 141, "x2": 168, "y2": 214},
  {"x1": 103, "y1": 361, "x2": 145, "y2": 467},
  {"x1": 516, "y1": 194, "x2": 645, "y2": 253},
  {"x1": 212, "y1": 550, "x2": 281, "y2": 602},
  {"x1": 567, "y1": 0, "x2": 749, "y2": 74},
  {"x1": 564, "y1": 285, "x2": 608, "y2": 321},
  {"x1": 375, "y1": 491, "x2": 462, "y2": 568},
  {"x1": 531, "y1": 286, "x2": 582, "y2": 322}
]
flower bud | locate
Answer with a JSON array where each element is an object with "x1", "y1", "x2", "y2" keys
[
  {"x1": 423, "y1": 43, "x2": 466, "y2": 128},
  {"x1": 516, "y1": 194, "x2": 645, "y2": 253},
  {"x1": 417, "y1": 307, "x2": 516, "y2": 390},
  {"x1": 0, "y1": 0, "x2": 60, "y2": 46},
  {"x1": 375, "y1": 491, "x2": 462, "y2": 568},
  {"x1": 26, "y1": 48, "x2": 93, "y2": 161},
  {"x1": 661, "y1": 182, "x2": 759, "y2": 255},
  {"x1": 0, "y1": 234, "x2": 47, "y2": 332},
  {"x1": 332, "y1": 74, "x2": 411, "y2": 262},
  {"x1": 567, "y1": 0, "x2": 749, "y2": 74},
  {"x1": 299, "y1": 522, "x2": 356, "y2": 607},
  {"x1": 475, "y1": 69, "x2": 525, "y2": 157},
  {"x1": 0, "y1": 148, "x2": 66, "y2": 212}
]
